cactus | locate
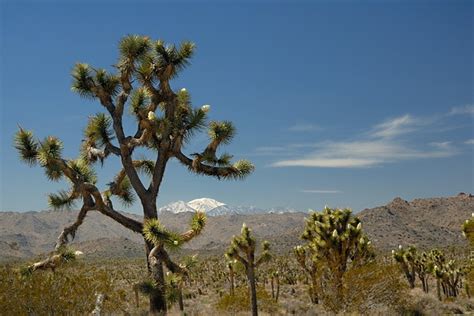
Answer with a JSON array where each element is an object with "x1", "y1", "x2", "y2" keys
[
  {"x1": 299, "y1": 207, "x2": 373, "y2": 309},
  {"x1": 392, "y1": 245, "x2": 417, "y2": 289},
  {"x1": 225, "y1": 223, "x2": 272, "y2": 316}
]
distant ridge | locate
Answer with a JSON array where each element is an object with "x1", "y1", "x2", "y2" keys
[{"x1": 0, "y1": 194, "x2": 472, "y2": 261}]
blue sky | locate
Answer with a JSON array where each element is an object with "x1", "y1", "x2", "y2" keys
[{"x1": 1, "y1": 1, "x2": 472, "y2": 213}]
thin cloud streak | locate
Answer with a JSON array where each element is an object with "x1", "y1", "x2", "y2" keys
[
  {"x1": 449, "y1": 105, "x2": 474, "y2": 116},
  {"x1": 301, "y1": 189, "x2": 342, "y2": 194},
  {"x1": 288, "y1": 123, "x2": 322, "y2": 132}
]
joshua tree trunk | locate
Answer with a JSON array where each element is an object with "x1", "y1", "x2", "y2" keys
[
  {"x1": 229, "y1": 267, "x2": 235, "y2": 296},
  {"x1": 310, "y1": 276, "x2": 319, "y2": 304},
  {"x1": 436, "y1": 279, "x2": 442, "y2": 301},
  {"x1": 178, "y1": 286, "x2": 184, "y2": 312},
  {"x1": 147, "y1": 241, "x2": 167, "y2": 315},
  {"x1": 247, "y1": 266, "x2": 258, "y2": 316}
]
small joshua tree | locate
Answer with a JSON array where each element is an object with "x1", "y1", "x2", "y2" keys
[
  {"x1": 294, "y1": 245, "x2": 320, "y2": 304},
  {"x1": 225, "y1": 256, "x2": 237, "y2": 296},
  {"x1": 433, "y1": 259, "x2": 466, "y2": 298},
  {"x1": 392, "y1": 245, "x2": 417, "y2": 289},
  {"x1": 225, "y1": 223, "x2": 271, "y2": 316},
  {"x1": 413, "y1": 251, "x2": 433, "y2": 293},
  {"x1": 299, "y1": 207, "x2": 373, "y2": 311},
  {"x1": 14, "y1": 35, "x2": 254, "y2": 314}
]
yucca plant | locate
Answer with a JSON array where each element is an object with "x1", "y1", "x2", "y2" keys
[
  {"x1": 13, "y1": 35, "x2": 254, "y2": 315},
  {"x1": 225, "y1": 223, "x2": 272, "y2": 316}
]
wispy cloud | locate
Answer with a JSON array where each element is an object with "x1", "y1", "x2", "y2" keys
[
  {"x1": 369, "y1": 114, "x2": 419, "y2": 139},
  {"x1": 466, "y1": 139, "x2": 474, "y2": 145},
  {"x1": 449, "y1": 105, "x2": 474, "y2": 116},
  {"x1": 301, "y1": 189, "x2": 342, "y2": 194},
  {"x1": 288, "y1": 123, "x2": 322, "y2": 132},
  {"x1": 270, "y1": 114, "x2": 458, "y2": 168}
]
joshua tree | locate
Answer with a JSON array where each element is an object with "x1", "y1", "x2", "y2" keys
[
  {"x1": 429, "y1": 249, "x2": 446, "y2": 300},
  {"x1": 225, "y1": 223, "x2": 271, "y2": 316},
  {"x1": 392, "y1": 245, "x2": 417, "y2": 289},
  {"x1": 13, "y1": 35, "x2": 254, "y2": 315},
  {"x1": 433, "y1": 259, "x2": 466, "y2": 298},
  {"x1": 225, "y1": 256, "x2": 237, "y2": 296},
  {"x1": 413, "y1": 251, "x2": 433, "y2": 293},
  {"x1": 294, "y1": 245, "x2": 320, "y2": 304},
  {"x1": 300, "y1": 207, "x2": 373, "y2": 310}
]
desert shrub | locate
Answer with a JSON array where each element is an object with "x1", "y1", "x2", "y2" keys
[
  {"x1": 332, "y1": 262, "x2": 409, "y2": 314},
  {"x1": 0, "y1": 262, "x2": 128, "y2": 315},
  {"x1": 216, "y1": 286, "x2": 279, "y2": 314},
  {"x1": 400, "y1": 288, "x2": 467, "y2": 315}
]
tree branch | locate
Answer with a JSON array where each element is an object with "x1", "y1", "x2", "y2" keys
[
  {"x1": 149, "y1": 244, "x2": 187, "y2": 275},
  {"x1": 174, "y1": 150, "x2": 239, "y2": 179},
  {"x1": 55, "y1": 203, "x2": 93, "y2": 251}
]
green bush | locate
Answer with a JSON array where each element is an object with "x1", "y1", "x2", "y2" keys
[{"x1": 0, "y1": 262, "x2": 128, "y2": 315}]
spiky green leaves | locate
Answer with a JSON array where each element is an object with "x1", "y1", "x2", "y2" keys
[
  {"x1": 232, "y1": 160, "x2": 255, "y2": 179},
  {"x1": 36, "y1": 136, "x2": 64, "y2": 181},
  {"x1": 208, "y1": 121, "x2": 235, "y2": 145},
  {"x1": 68, "y1": 159, "x2": 97, "y2": 184},
  {"x1": 109, "y1": 177, "x2": 135, "y2": 206},
  {"x1": 48, "y1": 190, "x2": 77, "y2": 210},
  {"x1": 190, "y1": 211, "x2": 207, "y2": 235},
  {"x1": 14, "y1": 128, "x2": 38, "y2": 165},
  {"x1": 143, "y1": 218, "x2": 183, "y2": 249},
  {"x1": 71, "y1": 63, "x2": 95, "y2": 99},
  {"x1": 155, "y1": 40, "x2": 195, "y2": 78},
  {"x1": 71, "y1": 64, "x2": 120, "y2": 99},
  {"x1": 119, "y1": 35, "x2": 151, "y2": 60},
  {"x1": 130, "y1": 88, "x2": 151, "y2": 118},
  {"x1": 84, "y1": 113, "x2": 114, "y2": 146},
  {"x1": 94, "y1": 69, "x2": 120, "y2": 96}
]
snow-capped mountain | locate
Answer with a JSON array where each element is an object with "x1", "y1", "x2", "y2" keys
[
  {"x1": 187, "y1": 198, "x2": 226, "y2": 213},
  {"x1": 158, "y1": 198, "x2": 302, "y2": 216},
  {"x1": 158, "y1": 201, "x2": 197, "y2": 214}
]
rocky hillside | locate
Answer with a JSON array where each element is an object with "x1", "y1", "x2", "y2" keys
[
  {"x1": 0, "y1": 193, "x2": 472, "y2": 261},
  {"x1": 358, "y1": 193, "x2": 473, "y2": 251}
]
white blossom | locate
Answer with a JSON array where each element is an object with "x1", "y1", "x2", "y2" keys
[
  {"x1": 201, "y1": 104, "x2": 211, "y2": 113},
  {"x1": 148, "y1": 111, "x2": 156, "y2": 121}
]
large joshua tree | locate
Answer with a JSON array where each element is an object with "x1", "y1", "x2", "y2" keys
[
  {"x1": 14, "y1": 35, "x2": 254, "y2": 314},
  {"x1": 299, "y1": 207, "x2": 373, "y2": 312}
]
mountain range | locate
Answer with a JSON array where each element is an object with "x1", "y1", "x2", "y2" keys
[
  {"x1": 157, "y1": 197, "x2": 298, "y2": 216},
  {"x1": 0, "y1": 193, "x2": 472, "y2": 261}
]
